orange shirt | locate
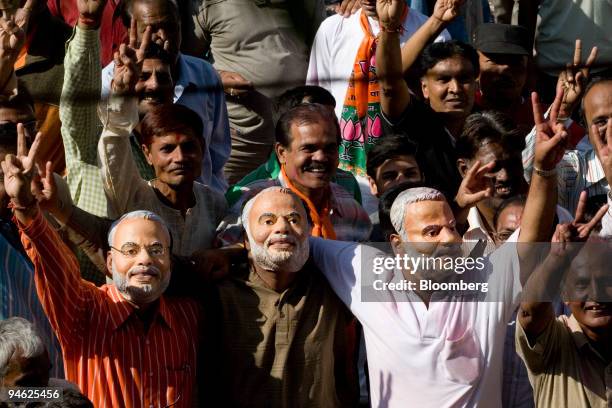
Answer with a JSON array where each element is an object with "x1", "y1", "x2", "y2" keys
[{"x1": 18, "y1": 211, "x2": 202, "y2": 408}]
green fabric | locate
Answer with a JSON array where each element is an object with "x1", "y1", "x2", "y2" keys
[{"x1": 225, "y1": 153, "x2": 362, "y2": 207}]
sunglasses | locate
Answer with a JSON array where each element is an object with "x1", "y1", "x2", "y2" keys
[{"x1": 0, "y1": 120, "x2": 37, "y2": 142}]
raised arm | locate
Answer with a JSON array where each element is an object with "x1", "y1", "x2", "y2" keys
[
  {"x1": 518, "y1": 192, "x2": 607, "y2": 338},
  {"x1": 59, "y1": 0, "x2": 109, "y2": 217},
  {"x1": 98, "y1": 23, "x2": 152, "y2": 217},
  {"x1": 1, "y1": 125, "x2": 93, "y2": 348}
]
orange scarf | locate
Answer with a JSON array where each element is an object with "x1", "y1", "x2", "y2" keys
[{"x1": 280, "y1": 165, "x2": 336, "y2": 239}]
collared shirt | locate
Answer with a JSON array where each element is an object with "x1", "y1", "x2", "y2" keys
[
  {"x1": 516, "y1": 314, "x2": 612, "y2": 408},
  {"x1": 523, "y1": 120, "x2": 609, "y2": 215},
  {"x1": 203, "y1": 264, "x2": 354, "y2": 407},
  {"x1": 217, "y1": 174, "x2": 372, "y2": 245},
  {"x1": 102, "y1": 53, "x2": 231, "y2": 193},
  {"x1": 98, "y1": 95, "x2": 227, "y2": 257},
  {"x1": 0, "y1": 218, "x2": 63, "y2": 378},
  {"x1": 225, "y1": 152, "x2": 362, "y2": 207},
  {"x1": 18, "y1": 210, "x2": 202, "y2": 408},
  {"x1": 308, "y1": 233, "x2": 522, "y2": 407}
]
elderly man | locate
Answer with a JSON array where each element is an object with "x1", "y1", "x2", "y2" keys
[
  {"x1": 218, "y1": 103, "x2": 371, "y2": 244},
  {"x1": 203, "y1": 187, "x2": 356, "y2": 406},
  {"x1": 100, "y1": 0, "x2": 230, "y2": 193},
  {"x1": 1, "y1": 131, "x2": 202, "y2": 406},
  {"x1": 298, "y1": 92, "x2": 568, "y2": 406}
]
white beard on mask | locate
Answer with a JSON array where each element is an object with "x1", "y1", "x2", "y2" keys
[
  {"x1": 112, "y1": 262, "x2": 170, "y2": 305},
  {"x1": 247, "y1": 232, "x2": 310, "y2": 273}
]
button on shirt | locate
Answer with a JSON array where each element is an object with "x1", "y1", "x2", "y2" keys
[
  {"x1": 308, "y1": 233, "x2": 522, "y2": 408},
  {"x1": 17, "y1": 211, "x2": 202, "y2": 408},
  {"x1": 517, "y1": 314, "x2": 612, "y2": 408}
]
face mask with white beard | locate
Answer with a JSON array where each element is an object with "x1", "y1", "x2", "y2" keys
[
  {"x1": 112, "y1": 262, "x2": 170, "y2": 305},
  {"x1": 248, "y1": 232, "x2": 310, "y2": 273}
]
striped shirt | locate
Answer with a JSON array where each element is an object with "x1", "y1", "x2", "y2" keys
[
  {"x1": 0, "y1": 219, "x2": 63, "y2": 378},
  {"x1": 18, "y1": 210, "x2": 202, "y2": 408},
  {"x1": 522, "y1": 120, "x2": 609, "y2": 214}
]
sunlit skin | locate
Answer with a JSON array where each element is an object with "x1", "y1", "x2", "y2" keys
[
  {"x1": 276, "y1": 121, "x2": 339, "y2": 207},
  {"x1": 421, "y1": 55, "x2": 477, "y2": 137},
  {"x1": 494, "y1": 204, "x2": 523, "y2": 246},
  {"x1": 564, "y1": 244, "x2": 612, "y2": 352},
  {"x1": 1, "y1": 351, "x2": 50, "y2": 388},
  {"x1": 245, "y1": 190, "x2": 309, "y2": 291},
  {"x1": 477, "y1": 51, "x2": 528, "y2": 110},
  {"x1": 106, "y1": 218, "x2": 171, "y2": 307},
  {"x1": 583, "y1": 81, "x2": 612, "y2": 165},
  {"x1": 361, "y1": 0, "x2": 377, "y2": 17},
  {"x1": 136, "y1": 58, "x2": 173, "y2": 117},
  {"x1": 368, "y1": 155, "x2": 422, "y2": 197}
]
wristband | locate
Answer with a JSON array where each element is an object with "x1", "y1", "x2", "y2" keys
[
  {"x1": 9, "y1": 198, "x2": 37, "y2": 211},
  {"x1": 533, "y1": 166, "x2": 557, "y2": 178},
  {"x1": 380, "y1": 24, "x2": 404, "y2": 34}
]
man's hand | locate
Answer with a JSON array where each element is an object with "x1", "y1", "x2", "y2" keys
[
  {"x1": 77, "y1": 0, "x2": 108, "y2": 30},
  {"x1": 218, "y1": 70, "x2": 253, "y2": 98},
  {"x1": 0, "y1": 123, "x2": 42, "y2": 212},
  {"x1": 0, "y1": 13, "x2": 25, "y2": 65},
  {"x1": 111, "y1": 20, "x2": 151, "y2": 96},
  {"x1": 532, "y1": 91, "x2": 568, "y2": 171},
  {"x1": 376, "y1": 0, "x2": 406, "y2": 29},
  {"x1": 190, "y1": 247, "x2": 246, "y2": 282},
  {"x1": 432, "y1": 0, "x2": 465, "y2": 23},
  {"x1": 455, "y1": 160, "x2": 495, "y2": 209},
  {"x1": 591, "y1": 120, "x2": 612, "y2": 186},
  {"x1": 335, "y1": 0, "x2": 361, "y2": 17},
  {"x1": 556, "y1": 39, "x2": 597, "y2": 119}
]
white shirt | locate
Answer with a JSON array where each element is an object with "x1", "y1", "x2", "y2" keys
[
  {"x1": 309, "y1": 233, "x2": 522, "y2": 408},
  {"x1": 307, "y1": 9, "x2": 450, "y2": 119}
]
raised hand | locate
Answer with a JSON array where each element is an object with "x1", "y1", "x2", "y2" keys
[
  {"x1": 556, "y1": 39, "x2": 597, "y2": 119},
  {"x1": 218, "y1": 70, "x2": 253, "y2": 98},
  {"x1": 432, "y1": 0, "x2": 465, "y2": 23},
  {"x1": 335, "y1": 0, "x2": 361, "y2": 18},
  {"x1": 591, "y1": 119, "x2": 612, "y2": 185},
  {"x1": 0, "y1": 122, "x2": 42, "y2": 209},
  {"x1": 77, "y1": 0, "x2": 108, "y2": 29},
  {"x1": 0, "y1": 12, "x2": 25, "y2": 63},
  {"x1": 376, "y1": 0, "x2": 406, "y2": 29},
  {"x1": 532, "y1": 91, "x2": 568, "y2": 171},
  {"x1": 455, "y1": 160, "x2": 495, "y2": 209},
  {"x1": 111, "y1": 19, "x2": 151, "y2": 96}
]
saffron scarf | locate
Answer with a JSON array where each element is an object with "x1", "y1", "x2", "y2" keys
[
  {"x1": 280, "y1": 165, "x2": 336, "y2": 239},
  {"x1": 339, "y1": 7, "x2": 407, "y2": 176}
]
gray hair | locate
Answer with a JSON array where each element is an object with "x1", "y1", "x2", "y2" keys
[
  {"x1": 108, "y1": 210, "x2": 171, "y2": 248},
  {"x1": 241, "y1": 186, "x2": 304, "y2": 236},
  {"x1": 0, "y1": 317, "x2": 46, "y2": 379},
  {"x1": 390, "y1": 187, "x2": 446, "y2": 237}
]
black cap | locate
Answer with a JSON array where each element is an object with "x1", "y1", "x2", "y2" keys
[{"x1": 474, "y1": 24, "x2": 530, "y2": 56}]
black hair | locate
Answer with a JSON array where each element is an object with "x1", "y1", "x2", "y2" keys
[
  {"x1": 121, "y1": 0, "x2": 180, "y2": 28},
  {"x1": 493, "y1": 194, "x2": 526, "y2": 230},
  {"x1": 418, "y1": 40, "x2": 480, "y2": 78},
  {"x1": 378, "y1": 180, "x2": 425, "y2": 241},
  {"x1": 0, "y1": 81, "x2": 36, "y2": 149},
  {"x1": 275, "y1": 103, "x2": 341, "y2": 147},
  {"x1": 140, "y1": 104, "x2": 204, "y2": 148},
  {"x1": 275, "y1": 85, "x2": 336, "y2": 117},
  {"x1": 456, "y1": 111, "x2": 525, "y2": 160},
  {"x1": 580, "y1": 75, "x2": 612, "y2": 127},
  {"x1": 41, "y1": 388, "x2": 94, "y2": 408},
  {"x1": 143, "y1": 41, "x2": 173, "y2": 63},
  {"x1": 366, "y1": 134, "x2": 418, "y2": 179}
]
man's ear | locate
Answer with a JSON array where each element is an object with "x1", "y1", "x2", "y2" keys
[
  {"x1": 456, "y1": 158, "x2": 469, "y2": 177},
  {"x1": 367, "y1": 175, "x2": 379, "y2": 197},
  {"x1": 421, "y1": 78, "x2": 429, "y2": 100},
  {"x1": 142, "y1": 144, "x2": 154, "y2": 166},
  {"x1": 275, "y1": 142, "x2": 288, "y2": 166},
  {"x1": 106, "y1": 251, "x2": 114, "y2": 278},
  {"x1": 389, "y1": 233, "x2": 403, "y2": 255},
  {"x1": 243, "y1": 233, "x2": 250, "y2": 251}
]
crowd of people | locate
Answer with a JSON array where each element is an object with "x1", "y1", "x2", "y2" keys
[{"x1": 0, "y1": 0, "x2": 610, "y2": 407}]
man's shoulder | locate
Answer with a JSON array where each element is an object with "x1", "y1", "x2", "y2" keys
[
  {"x1": 314, "y1": 11, "x2": 360, "y2": 42},
  {"x1": 179, "y1": 53, "x2": 220, "y2": 84}
]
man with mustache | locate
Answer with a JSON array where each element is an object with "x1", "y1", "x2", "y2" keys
[
  {"x1": 218, "y1": 103, "x2": 371, "y2": 244},
  {"x1": 203, "y1": 186, "x2": 356, "y2": 406},
  {"x1": 1, "y1": 122, "x2": 203, "y2": 405},
  {"x1": 473, "y1": 23, "x2": 534, "y2": 133}
]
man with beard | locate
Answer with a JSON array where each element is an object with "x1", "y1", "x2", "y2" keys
[
  {"x1": 516, "y1": 198, "x2": 611, "y2": 408},
  {"x1": 473, "y1": 24, "x2": 534, "y2": 133},
  {"x1": 298, "y1": 93, "x2": 569, "y2": 406},
  {"x1": 2, "y1": 126, "x2": 202, "y2": 405},
  {"x1": 218, "y1": 103, "x2": 371, "y2": 244},
  {"x1": 202, "y1": 187, "x2": 356, "y2": 407}
]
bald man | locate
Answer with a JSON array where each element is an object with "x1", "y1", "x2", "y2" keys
[{"x1": 202, "y1": 186, "x2": 357, "y2": 407}]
